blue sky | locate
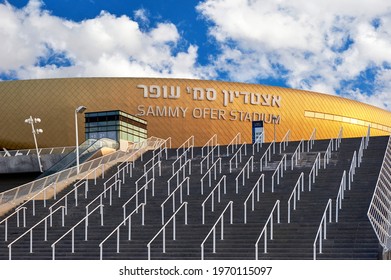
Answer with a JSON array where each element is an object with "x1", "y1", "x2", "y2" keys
[{"x1": 1, "y1": 0, "x2": 391, "y2": 110}]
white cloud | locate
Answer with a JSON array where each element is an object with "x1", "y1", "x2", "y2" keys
[
  {"x1": 197, "y1": 0, "x2": 391, "y2": 109},
  {"x1": 0, "y1": 0, "x2": 207, "y2": 80}
]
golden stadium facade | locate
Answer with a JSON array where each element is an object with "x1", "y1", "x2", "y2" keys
[{"x1": 0, "y1": 77, "x2": 391, "y2": 149}]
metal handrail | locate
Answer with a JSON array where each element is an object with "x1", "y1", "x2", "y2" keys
[
  {"x1": 235, "y1": 156, "x2": 254, "y2": 193},
  {"x1": 176, "y1": 136, "x2": 194, "y2": 158},
  {"x1": 307, "y1": 128, "x2": 317, "y2": 152},
  {"x1": 201, "y1": 176, "x2": 227, "y2": 224},
  {"x1": 201, "y1": 201, "x2": 233, "y2": 260},
  {"x1": 291, "y1": 140, "x2": 304, "y2": 170},
  {"x1": 0, "y1": 207, "x2": 27, "y2": 241},
  {"x1": 0, "y1": 146, "x2": 75, "y2": 157},
  {"x1": 99, "y1": 203, "x2": 145, "y2": 260},
  {"x1": 16, "y1": 182, "x2": 56, "y2": 216},
  {"x1": 308, "y1": 153, "x2": 321, "y2": 191},
  {"x1": 255, "y1": 200, "x2": 280, "y2": 259},
  {"x1": 324, "y1": 139, "x2": 334, "y2": 169},
  {"x1": 123, "y1": 178, "x2": 154, "y2": 220},
  {"x1": 313, "y1": 199, "x2": 332, "y2": 260},
  {"x1": 368, "y1": 135, "x2": 391, "y2": 251},
  {"x1": 229, "y1": 142, "x2": 247, "y2": 173},
  {"x1": 252, "y1": 131, "x2": 264, "y2": 154},
  {"x1": 348, "y1": 151, "x2": 357, "y2": 190},
  {"x1": 8, "y1": 206, "x2": 65, "y2": 260},
  {"x1": 86, "y1": 179, "x2": 121, "y2": 220},
  {"x1": 335, "y1": 171, "x2": 347, "y2": 223},
  {"x1": 260, "y1": 141, "x2": 275, "y2": 171},
  {"x1": 0, "y1": 136, "x2": 159, "y2": 207},
  {"x1": 336, "y1": 127, "x2": 343, "y2": 150},
  {"x1": 147, "y1": 202, "x2": 188, "y2": 260},
  {"x1": 200, "y1": 144, "x2": 220, "y2": 174},
  {"x1": 168, "y1": 159, "x2": 191, "y2": 195},
  {"x1": 51, "y1": 204, "x2": 103, "y2": 260},
  {"x1": 172, "y1": 146, "x2": 193, "y2": 175},
  {"x1": 271, "y1": 154, "x2": 287, "y2": 192},
  {"x1": 161, "y1": 177, "x2": 190, "y2": 225},
  {"x1": 200, "y1": 157, "x2": 221, "y2": 195},
  {"x1": 279, "y1": 130, "x2": 291, "y2": 153},
  {"x1": 136, "y1": 160, "x2": 161, "y2": 191},
  {"x1": 226, "y1": 133, "x2": 241, "y2": 156},
  {"x1": 202, "y1": 134, "x2": 218, "y2": 157},
  {"x1": 244, "y1": 174, "x2": 265, "y2": 224},
  {"x1": 48, "y1": 165, "x2": 103, "y2": 216},
  {"x1": 287, "y1": 172, "x2": 305, "y2": 223}
]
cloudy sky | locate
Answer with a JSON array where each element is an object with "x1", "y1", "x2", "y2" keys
[{"x1": 1, "y1": 0, "x2": 391, "y2": 110}]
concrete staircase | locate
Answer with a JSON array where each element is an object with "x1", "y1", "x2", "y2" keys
[{"x1": 0, "y1": 136, "x2": 387, "y2": 260}]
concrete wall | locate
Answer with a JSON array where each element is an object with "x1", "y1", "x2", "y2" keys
[{"x1": 0, "y1": 154, "x2": 64, "y2": 174}]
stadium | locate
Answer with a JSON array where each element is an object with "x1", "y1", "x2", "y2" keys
[{"x1": 0, "y1": 77, "x2": 390, "y2": 260}]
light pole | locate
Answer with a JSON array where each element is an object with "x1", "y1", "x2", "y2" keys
[
  {"x1": 75, "y1": 106, "x2": 87, "y2": 174},
  {"x1": 25, "y1": 116, "x2": 44, "y2": 172}
]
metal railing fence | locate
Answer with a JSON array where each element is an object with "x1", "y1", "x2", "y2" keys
[
  {"x1": 201, "y1": 201, "x2": 233, "y2": 260},
  {"x1": 368, "y1": 135, "x2": 391, "y2": 251},
  {"x1": 313, "y1": 199, "x2": 332, "y2": 260},
  {"x1": 0, "y1": 137, "x2": 162, "y2": 207},
  {"x1": 255, "y1": 200, "x2": 280, "y2": 259}
]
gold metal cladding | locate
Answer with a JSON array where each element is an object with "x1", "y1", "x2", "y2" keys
[{"x1": 0, "y1": 77, "x2": 390, "y2": 149}]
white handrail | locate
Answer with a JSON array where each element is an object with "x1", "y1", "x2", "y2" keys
[
  {"x1": 201, "y1": 176, "x2": 227, "y2": 224},
  {"x1": 15, "y1": 182, "x2": 56, "y2": 216},
  {"x1": 279, "y1": 130, "x2": 291, "y2": 154},
  {"x1": 348, "y1": 151, "x2": 357, "y2": 190},
  {"x1": 308, "y1": 153, "x2": 321, "y2": 191},
  {"x1": 255, "y1": 200, "x2": 280, "y2": 259},
  {"x1": 176, "y1": 136, "x2": 194, "y2": 158},
  {"x1": 8, "y1": 206, "x2": 65, "y2": 260},
  {"x1": 336, "y1": 127, "x2": 343, "y2": 150},
  {"x1": 244, "y1": 174, "x2": 265, "y2": 224},
  {"x1": 123, "y1": 178, "x2": 154, "y2": 220},
  {"x1": 0, "y1": 136, "x2": 157, "y2": 207},
  {"x1": 368, "y1": 135, "x2": 391, "y2": 251},
  {"x1": 226, "y1": 133, "x2": 241, "y2": 156},
  {"x1": 0, "y1": 207, "x2": 27, "y2": 241},
  {"x1": 145, "y1": 145, "x2": 169, "y2": 173},
  {"x1": 99, "y1": 203, "x2": 145, "y2": 260},
  {"x1": 172, "y1": 145, "x2": 193, "y2": 175},
  {"x1": 307, "y1": 128, "x2": 317, "y2": 152},
  {"x1": 260, "y1": 141, "x2": 275, "y2": 171},
  {"x1": 0, "y1": 146, "x2": 75, "y2": 157},
  {"x1": 200, "y1": 157, "x2": 221, "y2": 195},
  {"x1": 252, "y1": 131, "x2": 264, "y2": 154},
  {"x1": 51, "y1": 204, "x2": 103, "y2": 260},
  {"x1": 235, "y1": 156, "x2": 254, "y2": 193},
  {"x1": 161, "y1": 177, "x2": 190, "y2": 225},
  {"x1": 313, "y1": 199, "x2": 332, "y2": 260},
  {"x1": 365, "y1": 125, "x2": 370, "y2": 149},
  {"x1": 291, "y1": 140, "x2": 304, "y2": 170},
  {"x1": 136, "y1": 160, "x2": 161, "y2": 191},
  {"x1": 200, "y1": 144, "x2": 220, "y2": 174},
  {"x1": 357, "y1": 137, "x2": 365, "y2": 168},
  {"x1": 86, "y1": 179, "x2": 121, "y2": 221},
  {"x1": 202, "y1": 134, "x2": 218, "y2": 157},
  {"x1": 271, "y1": 154, "x2": 287, "y2": 192},
  {"x1": 201, "y1": 201, "x2": 233, "y2": 260},
  {"x1": 323, "y1": 139, "x2": 334, "y2": 169},
  {"x1": 168, "y1": 159, "x2": 191, "y2": 195},
  {"x1": 287, "y1": 172, "x2": 305, "y2": 223},
  {"x1": 335, "y1": 171, "x2": 347, "y2": 223},
  {"x1": 147, "y1": 202, "x2": 188, "y2": 260},
  {"x1": 229, "y1": 142, "x2": 247, "y2": 173}
]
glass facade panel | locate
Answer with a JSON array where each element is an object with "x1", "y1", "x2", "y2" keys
[{"x1": 85, "y1": 110, "x2": 147, "y2": 143}]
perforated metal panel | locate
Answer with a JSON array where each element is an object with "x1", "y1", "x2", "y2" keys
[{"x1": 0, "y1": 77, "x2": 390, "y2": 149}]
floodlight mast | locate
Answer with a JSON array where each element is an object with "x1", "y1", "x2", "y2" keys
[
  {"x1": 75, "y1": 106, "x2": 87, "y2": 174},
  {"x1": 25, "y1": 116, "x2": 43, "y2": 172}
]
